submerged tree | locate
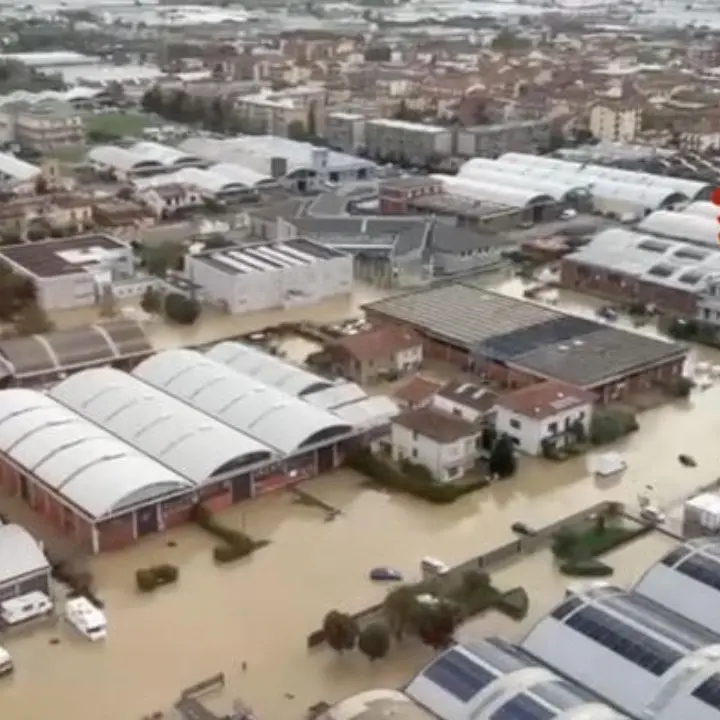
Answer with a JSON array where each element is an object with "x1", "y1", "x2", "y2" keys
[
  {"x1": 322, "y1": 610, "x2": 359, "y2": 654},
  {"x1": 358, "y1": 622, "x2": 390, "y2": 662}
]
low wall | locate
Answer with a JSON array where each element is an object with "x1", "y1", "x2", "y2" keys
[{"x1": 307, "y1": 501, "x2": 618, "y2": 648}]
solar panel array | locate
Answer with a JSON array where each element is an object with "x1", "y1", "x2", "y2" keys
[
  {"x1": 490, "y1": 694, "x2": 555, "y2": 720},
  {"x1": 422, "y1": 648, "x2": 497, "y2": 702}
]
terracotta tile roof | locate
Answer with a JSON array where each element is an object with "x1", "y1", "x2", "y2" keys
[
  {"x1": 497, "y1": 381, "x2": 595, "y2": 421},
  {"x1": 393, "y1": 407, "x2": 477, "y2": 443},
  {"x1": 436, "y1": 377, "x2": 497, "y2": 414},
  {"x1": 393, "y1": 375, "x2": 441, "y2": 406},
  {"x1": 332, "y1": 324, "x2": 421, "y2": 363}
]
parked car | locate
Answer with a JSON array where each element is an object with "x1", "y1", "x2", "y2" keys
[{"x1": 369, "y1": 567, "x2": 403, "y2": 582}]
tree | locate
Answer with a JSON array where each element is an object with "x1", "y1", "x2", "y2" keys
[
  {"x1": 98, "y1": 286, "x2": 117, "y2": 318},
  {"x1": 140, "y1": 286, "x2": 162, "y2": 315},
  {"x1": 287, "y1": 120, "x2": 306, "y2": 140},
  {"x1": 13, "y1": 301, "x2": 54, "y2": 336},
  {"x1": 34, "y1": 175, "x2": 49, "y2": 195},
  {"x1": 307, "y1": 101, "x2": 318, "y2": 139},
  {"x1": 0, "y1": 268, "x2": 36, "y2": 321},
  {"x1": 141, "y1": 86, "x2": 163, "y2": 113},
  {"x1": 322, "y1": 610, "x2": 359, "y2": 653},
  {"x1": 461, "y1": 569, "x2": 490, "y2": 596},
  {"x1": 570, "y1": 419, "x2": 586, "y2": 443},
  {"x1": 357, "y1": 622, "x2": 390, "y2": 662},
  {"x1": 488, "y1": 434, "x2": 517, "y2": 478},
  {"x1": 383, "y1": 585, "x2": 418, "y2": 640},
  {"x1": 164, "y1": 293, "x2": 200, "y2": 325},
  {"x1": 411, "y1": 602, "x2": 456, "y2": 649},
  {"x1": 480, "y1": 426, "x2": 497, "y2": 452}
]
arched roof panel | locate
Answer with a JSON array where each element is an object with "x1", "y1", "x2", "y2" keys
[
  {"x1": 132, "y1": 349, "x2": 352, "y2": 454},
  {"x1": 206, "y1": 341, "x2": 333, "y2": 396},
  {"x1": 0, "y1": 389, "x2": 191, "y2": 519},
  {"x1": 49, "y1": 367, "x2": 275, "y2": 483},
  {"x1": 130, "y1": 140, "x2": 200, "y2": 167},
  {"x1": 638, "y1": 210, "x2": 718, "y2": 247},
  {"x1": 87, "y1": 145, "x2": 162, "y2": 173},
  {"x1": 683, "y1": 201, "x2": 719, "y2": 220},
  {"x1": 432, "y1": 174, "x2": 554, "y2": 208}
]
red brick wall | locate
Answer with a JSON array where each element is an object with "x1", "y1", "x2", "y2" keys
[
  {"x1": 97, "y1": 515, "x2": 135, "y2": 552},
  {"x1": 0, "y1": 458, "x2": 20, "y2": 495}
]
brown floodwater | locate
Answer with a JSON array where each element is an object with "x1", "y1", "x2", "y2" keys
[{"x1": 5, "y1": 274, "x2": 720, "y2": 720}]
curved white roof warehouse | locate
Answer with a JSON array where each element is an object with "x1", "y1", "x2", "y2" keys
[
  {"x1": 432, "y1": 174, "x2": 555, "y2": 208},
  {"x1": 638, "y1": 210, "x2": 719, "y2": 247},
  {"x1": 132, "y1": 349, "x2": 353, "y2": 454},
  {"x1": 206, "y1": 341, "x2": 333, "y2": 397},
  {"x1": 683, "y1": 201, "x2": 720, "y2": 220},
  {"x1": 0, "y1": 389, "x2": 191, "y2": 520},
  {"x1": 406, "y1": 637, "x2": 628, "y2": 720},
  {"x1": 130, "y1": 141, "x2": 200, "y2": 168},
  {"x1": 49, "y1": 368, "x2": 275, "y2": 483},
  {"x1": 635, "y1": 540, "x2": 720, "y2": 636},
  {"x1": 498, "y1": 152, "x2": 708, "y2": 200},
  {"x1": 522, "y1": 584, "x2": 720, "y2": 720},
  {"x1": 87, "y1": 145, "x2": 162, "y2": 174}
]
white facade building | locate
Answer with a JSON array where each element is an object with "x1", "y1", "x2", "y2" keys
[
  {"x1": 186, "y1": 238, "x2": 353, "y2": 315},
  {"x1": 391, "y1": 407, "x2": 480, "y2": 482},
  {"x1": 494, "y1": 381, "x2": 595, "y2": 455},
  {"x1": 590, "y1": 103, "x2": 642, "y2": 144}
]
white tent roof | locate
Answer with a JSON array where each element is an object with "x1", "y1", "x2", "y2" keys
[
  {"x1": 0, "y1": 389, "x2": 191, "y2": 519},
  {"x1": 88, "y1": 145, "x2": 162, "y2": 173},
  {"x1": 683, "y1": 201, "x2": 719, "y2": 220},
  {"x1": 0, "y1": 523, "x2": 49, "y2": 585},
  {"x1": 132, "y1": 349, "x2": 352, "y2": 454},
  {"x1": 431, "y1": 174, "x2": 554, "y2": 208},
  {"x1": 49, "y1": 367, "x2": 275, "y2": 483},
  {"x1": 130, "y1": 140, "x2": 200, "y2": 167},
  {"x1": 638, "y1": 210, "x2": 719, "y2": 247}
]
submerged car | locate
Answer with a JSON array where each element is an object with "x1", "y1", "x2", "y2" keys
[
  {"x1": 369, "y1": 567, "x2": 403, "y2": 582},
  {"x1": 678, "y1": 454, "x2": 697, "y2": 467}
]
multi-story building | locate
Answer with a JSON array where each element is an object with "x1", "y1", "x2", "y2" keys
[
  {"x1": 589, "y1": 101, "x2": 642, "y2": 143},
  {"x1": 364, "y1": 119, "x2": 453, "y2": 166},
  {"x1": 235, "y1": 84, "x2": 326, "y2": 137},
  {"x1": 456, "y1": 118, "x2": 552, "y2": 158},
  {"x1": 0, "y1": 100, "x2": 85, "y2": 154},
  {"x1": 324, "y1": 112, "x2": 366, "y2": 154}
]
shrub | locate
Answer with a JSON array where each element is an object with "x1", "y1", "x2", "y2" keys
[
  {"x1": 190, "y1": 503, "x2": 263, "y2": 564},
  {"x1": 495, "y1": 587, "x2": 530, "y2": 620},
  {"x1": 164, "y1": 292, "x2": 200, "y2": 325},
  {"x1": 346, "y1": 450, "x2": 486, "y2": 503},
  {"x1": 213, "y1": 543, "x2": 253, "y2": 563},
  {"x1": 559, "y1": 559, "x2": 614, "y2": 577},
  {"x1": 135, "y1": 564, "x2": 180, "y2": 592},
  {"x1": 590, "y1": 408, "x2": 638, "y2": 445},
  {"x1": 665, "y1": 376, "x2": 694, "y2": 399}
]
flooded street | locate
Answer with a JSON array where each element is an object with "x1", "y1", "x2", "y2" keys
[{"x1": 3, "y1": 271, "x2": 720, "y2": 719}]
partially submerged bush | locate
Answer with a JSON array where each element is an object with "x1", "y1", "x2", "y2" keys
[
  {"x1": 135, "y1": 563, "x2": 179, "y2": 592},
  {"x1": 559, "y1": 559, "x2": 614, "y2": 577}
]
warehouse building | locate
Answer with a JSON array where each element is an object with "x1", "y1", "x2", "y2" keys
[
  {"x1": 682, "y1": 201, "x2": 719, "y2": 220},
  {"x1": 187, "y1": 238, "x2": 353, "y2": 315},
  {"x1": 364, "y1": 283, "x2": 686, "y2": 403},
  {"x1": 406, "y1": 637, "x2": 629, "y2": 720},
  {"x1": 0, "y1": 319, "x2": 153, "y2": 387},
  {"x1": 522, "y1": 584, "x2": 720, "y2": 720},
  {"x1": 0, "y1": 389, "x2": 194, "y2": 552},
  {"x1": 0, "y1": 523, "x2": 50, "y2": 602},
  {"x1": 452, "y1": 153, "x2": 710, "y2": 217},
  {"x1": 634, "y1": 539, "x2": 720, "y2": 636},
  {"x1": 560, "y1": 228, "x2": 720, "y2": 316},
  {"x1": 0, "y1": 234, "x2": 141, "y2": 311},
  {"x1": 637, "y1": 210, "x2": 719, "y2": 248}
]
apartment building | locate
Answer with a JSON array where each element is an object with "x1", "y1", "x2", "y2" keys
[
  {"x1": 456, "y1": 117, "x2": 551, "y2": 158},
  {"x1": 365, "y1": 119, "x2": 453, "y2": 165},
  {"x1": 235, "y1": 84, "x2": 326, "y2": 137},
  {"x1": 589, "y1": 101, "x2": 642, "y2": 143},
  {"x1": 0, "y1": 100, "x2": 85, "y2": 153},
  {"x1": 324, "y1": 111, "x2": 366, "y2": 153}
]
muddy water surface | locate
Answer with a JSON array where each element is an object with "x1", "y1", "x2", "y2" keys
[{"x1": 5, "y1": 275, "x2": 720, "y2": 719}]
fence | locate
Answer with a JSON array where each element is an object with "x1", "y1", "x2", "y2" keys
[{"x1": 307, "y1": 501, "x2": 617, "y2": 647}]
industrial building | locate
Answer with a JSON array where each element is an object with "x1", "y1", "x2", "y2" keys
[
  {"x1": 560, "y1": 228, "x2": 720, "y2": 317},
  {"x1": 682, "y1": 201, "x2": 719, "y2": 220},
  {"x1": 0, "y1": 341, "x2": 397, "y2": 551},
  {"x1": 88, "y1": 141, "x2": 204, "y2": 180},
  {"x1": 406, "y1": 637, "x2": 629, "y2": 719},
  {"x1": 522, "y1": 584, "x2": 720, "y2": 720},
  {"x1": 637, "y1": 210, "x2": 719, "y2": 248},
  {"x1": 0, "y1": 234, "x2": 144, "y2": 311},
  {"x1": 0, "y1": 319, "x2": 153, "y2": 387},
  {"x1": 449, "y1": 152, "x2": 711, "y2": 217},
  {"x1": 634, "y1": 539, "x2": 720, "y2": 636},
  {"x1": 364, "y1": 283, "x2": 686, "y2": 402},
  {"x1": 178, "y1": 135, "x2": 376, "y2": 191},
  {"x1": 0, "y1": 523, "x2": 50, "y2": 602},
  {"x1": 187, "y1": 238, "x2": 353, "y2": 315}
]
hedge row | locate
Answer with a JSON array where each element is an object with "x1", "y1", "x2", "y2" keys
[
  {"x1": 190, "y1": 504, "x2": 267, "y2": 563},
  {"x1": 136, "y1": 564, "x2": 179, "y2": 592},
  {"x1": 560, "y1": 559, "x2": 614, "y2": 577},
  {"x1": 346, "y1": 450, "x2": 487, "y2": 503}
]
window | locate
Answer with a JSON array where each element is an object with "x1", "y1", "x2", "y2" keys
[
  {"x1": 411, "y1": 448, "x2": 418, "y2": 459},
  {"x1": 509, "y1": 418, "x2": 521, "y2": 429},
  {"x1": 564, "y1": 605, "x2": 680, "y2": 674},
  {"x1": 491, "y1": 694, "x2": 554, "y2": 720},
  {"x1": 422, "y1": 649, "x2": 497, "y2": 701},
  {"x1": 675, "y1": 553, "x2": 720, "y2": 592},
  {"x1": 547, "y1": 422, "x2": 558, "y2": 434},
  {"x1": 693, "y1": 673, "x2": 720, "y2": 710}
]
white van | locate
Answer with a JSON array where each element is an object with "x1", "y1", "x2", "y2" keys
[
  {"x1": 65, "y1": 597, "x2": 106, "y2": 641},
  {"x1": 421, "y1": 556, "x2": 450, "y2": 578},
  {"x1": 0, "y1": 591, "x2": 53, "y2": 626},
  {"x1": 0, "y1": 646, "x2": 12, "y2": 677}
]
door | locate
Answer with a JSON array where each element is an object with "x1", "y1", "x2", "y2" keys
[
  {"x1": 232, "y1": 474, "x2": 251, "y2": 504},
  {"x1": 19, "y1": 475, "x2": 29, "y2": 503},
  {"x1": 135, "y1": 506, "x2": 158, "y2": 536},
  {"x1": 317, "y1": 446, "x2": 334, "y2": 474}
]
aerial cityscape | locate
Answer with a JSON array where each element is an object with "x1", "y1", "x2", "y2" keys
[{"x1": 3, "y1": 2, "x2": 720, "y2": 720}]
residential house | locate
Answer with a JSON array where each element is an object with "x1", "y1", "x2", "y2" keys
[
  {"x1": 494, "y1": 381, "x2": 595, "y2": 456},
  {"x1": 324, "y1": 111, "x2": 366, "y2": 154},
  {"x1": 391, "y1": 406, "x2": 481, "y2": 482},
  {"x1": 365, "y1": 119, "x2": 453, "y2": 165},
  {"x1": 137, "y1": 183, "x2": 203, "y2": 219},
  {"x1": 432, "y1": 377, "x2": 497, "y2": 424},
  {"x1": 393, "y1": 375, "x2": 442, "y2": 410},
  {"x1": 0, "y1": 100, "x2": 85, "y2": 154},
  {"x1": 326, "y1": 324, "x2": 423, "y2": 384}
]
